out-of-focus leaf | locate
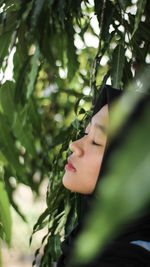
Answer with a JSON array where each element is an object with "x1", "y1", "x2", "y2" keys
[
  {"x1": 4, "y1": 171, "x2": 27, "y2": 223},
  {"x1": 110, "y1": 66, "x2": 150, "y2": 138},
  {"x1": 0, "y1": 113, "x2": 26, "y2": 183},
  {"x1": 111, "y1": 44, "x2": 125, "y2": 89},
  {"x1": 0, "y1": 243, "x2": 1, "y2": 267},
  {"x1": 25, "y1": 98, "x2": 41, "y2": 134},
  {"x1": 0, "y1": 225, "x2": 5, "y2": 240},
  {"x1": 0, "y1": 151, "x2": 7, "y2": 166},
  {"x1": 118, "y1": 0, "x2": 131, "y2": 11},
  {"x1": 14, "y1": 57, "x2": 30, "y2": 104},
  {"x1": 27, "y1": 45, "x2": 40, "y2": 99},
  {"x1": 66, "y1": 21, "x2": 79, "y2": 81},
  {"x1": 0, "y1": 180, "x2": 12, "y2": 247},
  {"x1": 132, "y1": 0, "x2": 147, "y2": 37},
  {"x1": 72, "y1": 117, "x2": 80, "y2": 130},
  {"x1": 0, "y1": 81, "x2": 15, "y2": 123},
  {"x1": 0, "y1": 32, "x2": 12, "y2": 67},
  {"x1": 17, "y1": 22, "x2": 28, "y2": 61},
  {"x1": 0, "y1": 82, "x2": 36, "y2": 157},
  {"x1": 12, "y1": 112, "x2": 37, "y2": 158},
  {"x1": 30, "y1": 0, "x2": 46, "y2": 30}
]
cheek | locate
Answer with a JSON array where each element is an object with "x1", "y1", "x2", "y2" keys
[
  {"x1": 86, "y1": 149, "x2": 104, "y2": 172},
  {"x1": 62, "y1": 148, "x2": 105, "y2": 194},
  {"x1": 84, "y1": 150, "x2": 105, "y2": 191}
]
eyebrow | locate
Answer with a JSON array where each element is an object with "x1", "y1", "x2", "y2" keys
[{"x1": 91, "y1": 122, "x2": 107, "y2": 135}]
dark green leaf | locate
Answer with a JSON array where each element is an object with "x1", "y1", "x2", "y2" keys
[
  {"x1": 30, "y1": 0, "x2": 46, "y2": 30},
  {"x1": 0, "y1": 113, "x2": 26, "y2": 183},
  {"x1": 26, "y1": 45, "x2": 40, "y2": 99},
  {"x1": 111, "y1": 44, "x2": 125, "y2": 89},
  {"x1": 132, "y1": 0, "x2": 147, "y2": 37},
  {"x1": 72, "y1": 117, "x2": 80, "y2": 130}
]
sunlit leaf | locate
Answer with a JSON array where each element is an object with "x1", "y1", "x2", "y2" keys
[
  {"x1": 0, "y1": 180, "x2": 12, "y2": 247},
  {"x1": 0, "y1": 243, "x2": 1, "y2": 267}
]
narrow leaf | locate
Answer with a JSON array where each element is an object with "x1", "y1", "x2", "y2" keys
[
  {"x1": 31, "y1": 0, "x2": 46, "y2": 30},
  {"x1": 0, "y1": 82, "x2": 36, "y2": 157},
  {"x1": 0, "y1": 180, "x2": 12, "y2": 247},
  {"x1": 0, "y1": 242, "x2": 1, "y2": 267},
  {"x1": 26, "y1": 46, "x2": 39, "y2": 99},
  {"x1": 12, "y1": 112, "x2": 37, "y2": 158},
  {"x1": 0, "y1": 32, "x2": 12, "y2": 67},
  {"x1": 0, "y1": 81, "x2": 15, "y2": 124},
  {"x1": 132, "y1": 0, "x2": 147, "y2": 37},
  {"x1": 118, "y1": 0, "x2": 130, "y2": 11},
  {"x1": 111, "y1": 44, "x2": 125, "y2": 89},
  {"x1": 0, "y1": 113, "x2": 26, "y2": 183}
]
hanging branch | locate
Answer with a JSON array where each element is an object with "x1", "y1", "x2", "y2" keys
[{"x1": 90, "y1": 0, "x2": 107, "y2": 106}]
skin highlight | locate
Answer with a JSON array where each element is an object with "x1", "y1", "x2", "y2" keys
[{"x1": 62, "y1": 104, "x2": 109, "y2": 194}]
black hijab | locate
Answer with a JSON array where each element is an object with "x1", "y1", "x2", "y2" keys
[{"x1": 57, "y1": 85, "x2": 150, "y2": 267}]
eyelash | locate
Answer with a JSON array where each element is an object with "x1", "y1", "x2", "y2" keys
[{"x1": 80, "y1": 132, "x2": 101, "y2": 146}]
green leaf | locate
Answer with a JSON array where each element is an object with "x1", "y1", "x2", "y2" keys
[
  {"x1": 0, "y1": 180, "x2": 12, "y2": 247},
  {"x1": 0, "y1": 82, "x2": 36, "y2": 158},
  {"x1": 132, "y1": 0, "x2": 147, "y2": 37},
  {"x1": 118, "y1": 0, "x2": 131, "y2": 11},
  {"x1": 0, "y1": 32, "x2": 12, "y2": 67},
  {"x1": 0, "y1": 81, "x2": 15, "y2": 124},
  {"x1": 0, "y1": 224, "x2": 5, "y2": 240},
  {"x1": 30, "y1": 0, "x2": 46, "y2": 30},
  {"x1": 0, "y1": 245, "x2": 1, "y2": 267},
  {"x1": 4, "y1": 169, "x2": 27, "y2": 223},
  {"x1": 0, "y1": 151, "x2": 8, "y2": 166},
  {"x1": 26, "y1": 45, "x2": 40, "y2": 99},
  {"x1": 66, "y1": 21, "x2": 79, "y2": 81},
  {"x1": 111, "y1": 44, "x2": 125, "y2": 89},
  {"x1": 48, "y1": 234, "x2": 61, "y2": 261},
  {"x1": 12, "y1": 112, "x2": 37, "y2": 158},
  {"x1": 72, "y1": 117, "x2": 80, "y2": 130},
  {"x1": 14, "y1": 56, "x2": 30, "y2": 104},
  {"x1": 0, "y1": 113, "x2": 26, "y2": 183}
]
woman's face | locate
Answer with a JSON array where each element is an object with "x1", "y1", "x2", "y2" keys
[{"x1": 62, "y1": 104, "x2": 109, "y2": 194}]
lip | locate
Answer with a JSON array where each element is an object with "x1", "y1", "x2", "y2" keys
[{"x1": 65, "y1": 158, "x2": 76, "y2": 172}]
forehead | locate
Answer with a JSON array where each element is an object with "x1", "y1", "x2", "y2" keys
[{"x1": 92, "y1": 104, "x2": 109, "y2": 126}]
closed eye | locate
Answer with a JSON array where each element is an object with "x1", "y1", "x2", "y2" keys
[
  {"x1": 92, "y1": 141, "x2": 102, "y2": 146},
  {"x1": 80, "y1": 132, "x2": 102, "y2": 146}
]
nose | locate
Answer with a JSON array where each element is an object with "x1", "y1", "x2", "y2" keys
[{"x1": 69, "y1": 138, "x2": 83, "y2": 157}]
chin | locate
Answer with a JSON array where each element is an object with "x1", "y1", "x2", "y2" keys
[
  {"x1": 62, "y1": 172, "x2": 95, "y2": 194},
  {"x1": 62, "y1": 178, "x2": 93, "y2": 195}
]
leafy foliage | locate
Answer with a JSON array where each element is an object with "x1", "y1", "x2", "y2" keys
[{"x1": 0, "y1": 0, "x2": 150, "y2": 266}]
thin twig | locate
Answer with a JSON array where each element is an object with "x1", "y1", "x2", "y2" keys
[{"x1": 90, "y1": 0, "x2": 107, "y2": 106}]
